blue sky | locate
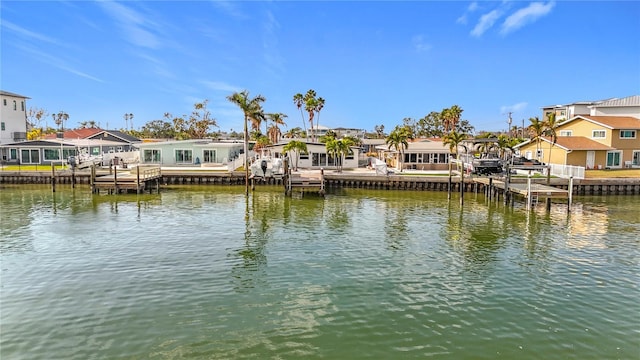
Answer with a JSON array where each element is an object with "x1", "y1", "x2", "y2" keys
[{"x1": 1, "y1": 1, "x2": 639, "y2": 134}]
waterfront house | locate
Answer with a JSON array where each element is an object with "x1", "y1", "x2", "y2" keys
[
  {"x1": 0, "y1": 139, "x2": 77, "y2": 165},
  {"x1": 0, "y1": 90, "x2": 29, "y2": 152},
  {"x1": 376, "y1": 138, "x2": 457, "y2": 171},
  {"x1": 267, "y1": 141, "x2": 360, "y2": 170},
  {"x1": 137, "y1": 139, "x2": 244, "y2": 168},
  {"x1": 515, "y1": 115, "x2": 640, "y2": 169},
  {"x1": 44, "y1": 128, "x2": 141, "y2": 153}
]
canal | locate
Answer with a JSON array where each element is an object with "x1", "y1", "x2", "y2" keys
[{"x1": 1, "y1": 185, "x2": 638, "y2": 359}]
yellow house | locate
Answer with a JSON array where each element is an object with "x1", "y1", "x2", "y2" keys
[{"x1": 515, "y1": 115, "x2": 640, "y2": 169}]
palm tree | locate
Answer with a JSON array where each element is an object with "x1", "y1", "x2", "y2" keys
[
  {"x1": 283, "y1": 127, "x2": 303, "y2": 139},
  {"x1": 227, "y1": 90, "x2": 267, "y2": 194},
  {"x1": 443, "y1": 130, "x2": 467, "y2": 159},
  {"x1": 385, "y1": 126, "x2": 412, "y2": 172},
  {"x1": 325, "y1": 138, "x2": 353, "y2": 173},
  {"x1": 282, "y1": 140, "x2": 308, "y2": 171},
  {"x1": 544, "y1": 112, "x2": 560, "y2": 165},
  {"x1": 266, "y1": 113, "x2": 287, "y2": 143},
  {"x1": 528, "y1": 116, "x2": 545, "y2": 161},
  {"x1": 293, "y1": 93, "x2": 307, "y2": 136},
  {"x1": 448, "y1": 105, "x2": 463, "y2": 132}
]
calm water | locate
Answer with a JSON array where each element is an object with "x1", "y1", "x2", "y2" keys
[{"x1": 1, "y1": 185, "x2": 638, "y2": 359}]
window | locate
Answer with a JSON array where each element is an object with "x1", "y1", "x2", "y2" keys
[
  {"x1": 44, "y1": 148, "x2": 61, "y2": 161},
  {"x1": 91, "y1": 147, "x2": 100, "y2": 155},
  {"x1": 1, "y1": 122, "x2": 4, "y2": 131},
  {"x1": 559, "y1": 130, "x2": 572, "y2": 136},
  {"x1": 203, "y1": 149, "x2": 217, "y2": 162},
  {"x1": 175, "y1": 149, "x2": 192, "y2": 163},
  {"x1": 3, "y1": 99, "x2": 6, "y2": 106},
  {"x1": 10, "y1": 148, "x2": 17, "y2": 160},
  {"x1": 299, "y1": 152, "x2": 309, "y2": 159},
  {"x1": 312, "y1": 153, "x2": 327, "y2": 166},
  {"x1": 620, "y1": 130, "x2": 636, "y2": 139},
  {"x1": 592, "y1": 130, "x2": 606, "y2": 139},
  {"x1": 21, "y1": 149, "x2": 40, "y2": 164},
  {"x1": 606, "y1": 151, "x2": 621, "y2": 168},
  {"x1": 13, "y1": 100, "x2": 16, "y2": 110},
  {"x1": 143, "y1": 149, "x2": 161, "y2": 163},
  {"x1": 633, "y1": 151, "x2": 640, "y2": 166},
  {"x1": 21, "y1": 101, "x2": 24, "y2": 111}
]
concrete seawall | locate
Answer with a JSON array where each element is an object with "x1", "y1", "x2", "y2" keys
[{"x1": 1, "y1": 171, "x2": 639, "y2": 195}]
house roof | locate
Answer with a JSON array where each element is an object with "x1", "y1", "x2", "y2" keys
[
  {"x1": 562, "y1": 115, "x2": 640, "y2": 129},
  {"x1": 0, "y1": 140, "x2": 76, "y2": 147},
  {"x1": 376, "y1": 138, "x2": 452, "y2": 152},
  {"x1": 588, "y1": 95, "x2": 640, "y2": 108},
  {"x1": 0, "y1": 90, "x2": 30, "y2": 99},
  {"x1": 515, "y1": 136, "x2": 614, "y2": 151},
  {"x1": 44, "y1": 128, "x2": 102, "y2": 139},
  {"x1": 89, "y1": 130, "x2": 141, "y2": 143},
  {"x1": 551, "y1": 136, "x2": 614, "y2": 151}
]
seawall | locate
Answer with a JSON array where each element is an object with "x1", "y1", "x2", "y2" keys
[{"x1": 1, "y1": 171, "x2": 639, "y2": 195}]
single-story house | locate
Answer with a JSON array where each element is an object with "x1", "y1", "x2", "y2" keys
[
  {"x1": 136, "y1": 139, "x2": 244, "y2": 167},
  {"x1": 376, "y1": 138, "x2": 457, "y2": 171},
  {"x1": 266, "y1": 141, "x2": 360, "y2": 170},
  {"x1": 0, "y1": 139, "x2": 78, "y2": 165}
]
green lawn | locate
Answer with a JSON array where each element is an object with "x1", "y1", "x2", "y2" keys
[
  {"x1": 585, "y1": 169, "x2": 640, "y2": 178},
  {"x1": 0, "y1": 164, "x2": 67, "y2": 172}
]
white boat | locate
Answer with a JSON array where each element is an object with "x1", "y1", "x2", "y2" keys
[{"x1": 250, "y1": 155, "x2": 285, "y2": 178}]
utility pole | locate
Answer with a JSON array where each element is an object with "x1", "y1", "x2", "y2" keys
[{"x1": 507, "y1": 112, "x2": 512, "y2": 136}]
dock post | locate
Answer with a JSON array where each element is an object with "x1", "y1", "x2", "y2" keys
[
  {"x1": 136, "y1": 166, "x2": 141, "y2": 195},
  {"x1": 113, "y1": 165, "x2": 118, "y2": 194},
  {"x1": 568, "y1": 176, "x2": 574, "y2": 212},
  {"x1": 447, "y1": 160, "x2": 452, "y2": 200},
  {"x1": 90, "y1": 165, "x2": 95, "y2": 193},
  {"x1": 526, "y1": 173, "x2": 532, "y2": 211},
  {"x1": 320, "y1": 168, "x2": 325, "y2": 197},
  {"x1": 504, "y1": 165, "x2": 510, "y2": 206},
  {"x1": 459, "y1": 164, "x2": 464, "y2": 206},
  {"x1": 51, "y1": 162, "x2": 56, "y2": 193},
  {"x1": 488, "y1": 177, "x2": 493, "y2": 201}
]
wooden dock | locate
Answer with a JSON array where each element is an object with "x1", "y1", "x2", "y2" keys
[
  {"x1": 284, "y1": 166, "x2": 325, "y2": 197},
  {"x1": 473, "y1": 176, "x2": 571, "y2": 210},
  {"x1": 91, "y1": 165, "x2": 162, "y2": 194}
]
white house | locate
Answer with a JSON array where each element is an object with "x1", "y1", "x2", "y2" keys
[
  {"x1": 542, "y1": 95, "x2": 640, "y2": 121},
  {"x1": 588, "y1": 95, "x2": 640, "y2": 117},
  {"x1": 137, "y1": 139, "x2": 244, "y2": 168},
  {"x1": 0, "y1": 90, "x2": 29, "y2": 145},
  {"x1": 267, "y1": 141, "x2": 360, "y2": 170},
  {"x1": 376, "y1": 138, "x2": 455, "y2": 171}
]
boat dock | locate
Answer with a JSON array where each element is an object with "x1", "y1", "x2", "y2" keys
[
  {"x1": 473, "y1": 176, "x2": 571, "y2": 210},
  {"x1": 91, "y1": 165, "x2": 162, "y2": 194},
  {"x1": 283, "y1": 161, "x2": 325, "y2": 197}
]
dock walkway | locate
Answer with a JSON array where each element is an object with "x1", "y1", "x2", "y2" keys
[{"x1": 91, "y1": 165, "x2": 162, "y2": 194}]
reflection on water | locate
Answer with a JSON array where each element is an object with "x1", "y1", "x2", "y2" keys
[{"x1": 1, "y1": 185, "x2": 638, "y2": 359}]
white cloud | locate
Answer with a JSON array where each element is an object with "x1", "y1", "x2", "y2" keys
[
  {"x1": 98, "y1": 1, "x2": 163, "y2": 49},
  {"x1": 2, "y1": 20, "x2": 63, "y2": 45},
  {"x1": 456, "y1": 2, "x2": 479, "y2": 25},
  {"x1": 500, "y1": 1, "x2": 555, "y2": 35},
  {"x1": 201, "y1": 80, "x2": 242, "y2": 93},
  {"x1": 15, "y1": 44, "x2": 103, "y2": 83},
  {"x1": 500, "y1": 102, "x2": 528, "y2": 114},
  {"x1": 471, "y1": 9, "x2": 503, "y2": 37},
  {"x1": 412, "y1": 35, "x2": 432, "y2": 52}
]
